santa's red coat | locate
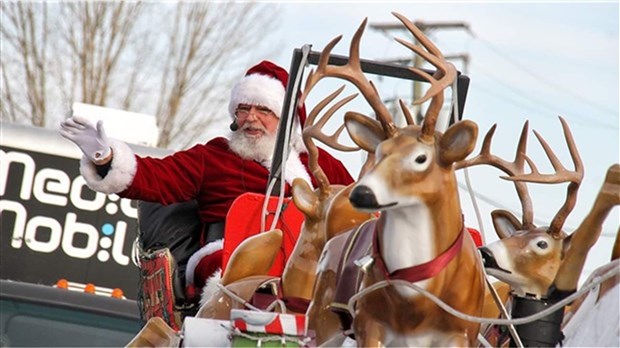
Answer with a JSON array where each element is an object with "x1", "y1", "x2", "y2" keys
[{"x1": 117, "y1": 137, "x2": 353, "y2": 225}]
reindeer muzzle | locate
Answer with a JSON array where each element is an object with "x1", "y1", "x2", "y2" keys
[
  {"x1": 349, "y1": 185, "x2": 396, "y2": 210},
  {"x1": 349, "y1": 185, "x2": 378, "y2": 208},
  {"x1": 479, "y1": 246, "x2": 502, "y2": 271}
]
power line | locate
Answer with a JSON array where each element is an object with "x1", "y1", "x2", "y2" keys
[
  {"x1": 468, "y1": 30, "x2": 618, "y2": 117},
  {"x1": 370, "y1": 20, "x2": 470, "y2": 123},
  {"x1": 472, "y1": 72, "x2": 618, "y2": 130},
  {"x1": 371, "y1": 22, "x2": 618, "y2": 130}
]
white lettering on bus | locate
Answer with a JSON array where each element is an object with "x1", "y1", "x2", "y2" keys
[
  {"x1": 70, "y1": 176, "x2": 106, "y2": 211},
  {"x1": 62, "y1": 212, "x2": 99, "y2": 259},
  {"x1": 0, "y1": 150, "x2": 35, "y2": 200},
  {"x1": 25, "y1": 216, "x2": 62, "y2": 253},
  {"x1": 33, "y1": 168, "x2": 70, "y2": 206},
  {"x1": 0, "y1": 149, "x2": 133, "y2": 266}
]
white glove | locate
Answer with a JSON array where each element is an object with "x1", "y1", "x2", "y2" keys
[{"x1": 59, "y1": 115, "x2": 112, "y2": 164}]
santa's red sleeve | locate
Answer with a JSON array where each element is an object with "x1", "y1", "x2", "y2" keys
[
  {"x1": 120, "y1": 145, "x2": 206, "y2": 203},
  {"x1": 79, "y1": 139, "x2": 206, "y2": 204},
  {"x1": 316, "y1": 148, "x2": 355, "y2": 186}
]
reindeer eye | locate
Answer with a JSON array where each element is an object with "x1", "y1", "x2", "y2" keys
[
  {"x1": 405, "y1": 145, "x2": 433, "y2": 172},
  {"x1": 529, "y1": 236, "x2": 553, "y2": 255}
]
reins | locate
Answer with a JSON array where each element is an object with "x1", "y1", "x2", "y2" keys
[{"x1": 346, "y1": 259, "x2": 619, "y2": 327}]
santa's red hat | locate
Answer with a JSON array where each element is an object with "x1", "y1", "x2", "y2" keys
[{"x1": 229, "y1": 60, "x2": 307, "y2": 126}]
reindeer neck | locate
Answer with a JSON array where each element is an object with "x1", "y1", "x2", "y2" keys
[
  {"x1": 281, "y1": 219, "x2": 325, "y2": 300},
  {"x1": 379, "y1": 188, "x2": 463, "y2": 272}
]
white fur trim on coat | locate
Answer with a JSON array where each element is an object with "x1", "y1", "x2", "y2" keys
[
  {"x1": 229, "y1": 74, "x2": 285, "y2": 118},
  {"x1": 185, "y1": 239, "x2": 224, "y2": 285},
  {"x1": 259, "y1": 146, "x2": 313, "y2": 189},
  {"x1": 284, "y1": 147, "x2": 313, "y2": 188},
  {"x1": 79, "y1": 139, "x2": 137, "y2": 194},
  {"x1": 200, "y1": 269, "x2": 222, "y2": 307}
]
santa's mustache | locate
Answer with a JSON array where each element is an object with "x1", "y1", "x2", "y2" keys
[{"x1": 240, "y1": 123, "x2": 267, "y2": 134}]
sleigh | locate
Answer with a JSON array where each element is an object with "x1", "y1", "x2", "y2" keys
[
  {"x1": 135, "y1": 193, "x2": 306, "y2": 330},
  {"x1": 128, "y1": 13, "x2": 619, "y2": 348}
]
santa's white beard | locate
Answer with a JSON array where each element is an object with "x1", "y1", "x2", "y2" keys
[
  {"x1": 228, "y1": 122, "x2": 312, "y2": 188},
  {"x1": 228, "y1": 125, "x2": 276, "y2": 166}
]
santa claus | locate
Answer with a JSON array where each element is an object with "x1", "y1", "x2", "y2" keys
[{"x1": 59, "y1": 60, "x2": 354, "y2": 296}]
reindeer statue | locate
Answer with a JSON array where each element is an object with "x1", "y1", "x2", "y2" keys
[
  {"x1": 461, "y1": 119, "x2": 620, "y2": 346},
  {"x1": 305, "y1": 12, "x2": 485, "y2": 347},
  {"x1": 281, "y1": 86, "x2": 373, "y2": 304}
]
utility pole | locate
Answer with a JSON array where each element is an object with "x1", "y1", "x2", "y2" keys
[{"x1": 370, "y1": 20, "x2": 470, "y2": 124}]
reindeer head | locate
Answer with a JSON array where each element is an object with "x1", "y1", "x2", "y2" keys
[
  {"x1": 459, "y1": 118, "x2": 585, "y2": 297},
  {"x1": 347, "y1": 114, "x2": 477, "y2": 213},
  {"x1": 480, "y1": 210, "x2": 570, "y2": 297},
  {"x1": 302, "y1": 12, "x2": 477, "y2": 215}
]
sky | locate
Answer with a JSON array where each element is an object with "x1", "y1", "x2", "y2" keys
[
  {"x1": 49, "y1": 1, "x2": 616, "y2": 282},
  {"x1": 236, "y1": 1, "x2": 620, "y2": 279}
]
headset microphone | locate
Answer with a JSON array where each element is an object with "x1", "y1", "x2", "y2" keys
[{"x1": 229, "y1": 120, "x2": 239, "y2": 131}]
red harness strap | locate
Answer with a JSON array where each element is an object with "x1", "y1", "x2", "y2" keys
[
  {"x1": 248, "y1": 279, "x2": 311, "y2": 314},
  {"x1": 372, "y1": 224, "x2": 465, "y2": 283}
]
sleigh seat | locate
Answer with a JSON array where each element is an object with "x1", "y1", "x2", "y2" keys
[{"x1": 135, "y1": 193, "x2": 305, "y2": 330}]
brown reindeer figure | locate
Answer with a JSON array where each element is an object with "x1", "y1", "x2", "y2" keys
[
  {"x1": 463, "y1": 118, "x2": 584, "y2": 298},
  {"x1": 470, "y1": 121, "x2": 619, "y2": 300},
  {"x1": 480, "y1": 161, "x2": 619, "y2": 345},
  {"x1": 306, "y1": 13, "x2": 485, "y2": 346},
  {"x1": 466, "y1": 119, "x2": 620, "y2": 346},
  {"x1": 282, "y1": 86, "x2": 373, "y2": 303}
]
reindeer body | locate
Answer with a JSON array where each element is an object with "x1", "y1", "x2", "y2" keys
[
  {"x1": 346, "y1": 124, "x2": 484, "y2": 346},
  {"x1": 195, "y1": 183, "x2": 371, "y2": 320},
  {"x1": 282, "y1": 183, "x2": 372, "y2": 300},
  {"x1": 296, "y1": 11, "x2": 489, "y2": 346},
  {"x1": 356, "y1": 237, "x2": 484, "y2": 346}
]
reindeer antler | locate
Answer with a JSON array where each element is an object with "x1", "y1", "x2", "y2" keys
[
  {"x1": 504, "y1": 117, "x2": 584, "y2": 236},
  {"x1": 457, "y1": 117, "x2": 584, "y2": 237},
  {"x1": 456, "y1": 122, "x2": 535, "y2": 229},
  {"x1": 392, "y1": 12, "x2": 457, "y2": 144},
  {"x1": 301, "y1": 13, "x2": 458, "y2": 179},
  {"x1": 301, "y1": 18, "x2": 396, "y2": 137},
  {"x1": 303, "y1": 85, "x2": 359, "y2": 198}
]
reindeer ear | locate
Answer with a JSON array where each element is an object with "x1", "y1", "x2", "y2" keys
[
  {"x1": 292, "y1": 178, "x2": 319, "y2": 219},
  {"x1": 491, "y1": 209, "x2": 521, "y2": 239},
  {"x1": 438, "y1": 120, "x2": 478, "y2": 166},
  {"x1": 345, "y1": 111, "x2": 386, "y2": 153}
]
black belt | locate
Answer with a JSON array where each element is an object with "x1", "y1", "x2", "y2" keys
[{"x1": 204, "y1": 221, "x2": 225, "y2": 243}]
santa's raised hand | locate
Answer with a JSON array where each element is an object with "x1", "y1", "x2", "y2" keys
[{"x1": 60, "y1": 116, "x2": 112, "y2": 164}]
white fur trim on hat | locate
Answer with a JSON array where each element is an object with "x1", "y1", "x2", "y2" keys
[
  {"x1": 79, "y1": 138, "x2": 137, "y2": 194},
  {"x1": 186, "y1": 239, "x2": 224, "y2": 285},
  {"x1": 229, "y1": 74, "x2": 285, "y2": 119}
]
